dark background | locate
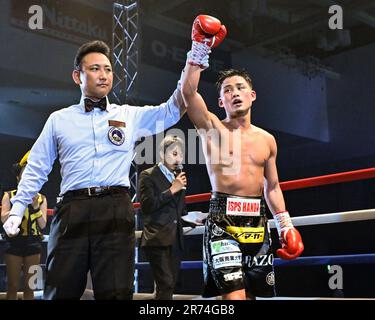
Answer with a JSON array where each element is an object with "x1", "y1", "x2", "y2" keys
[{"x1": 0, "y1": 0, "x2": 374, "y2": 298}]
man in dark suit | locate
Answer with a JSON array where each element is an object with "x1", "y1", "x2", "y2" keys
[{"x1": 138, "y1": 135, "x2": 188, "y2": 300}]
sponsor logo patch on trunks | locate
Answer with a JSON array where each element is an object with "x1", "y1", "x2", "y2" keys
[
  {"x1": 212, "y1": 253, "x2": 242, "y2": 269},
  {"x1": 245, "y1": 254, "x2": 274, "y2": 267},
  {"x1": 224, "y1": 271, "x2": 243, "y2": 282},
  {"x1": 211, "y1": 239, "x2": 241, "y2": 255},
  {"x1": 226, "y1": 226, "x2": 265, "y2": 243},
  {"x1": 211, "y1": 224, "x2": 224, "y2": 237},
  {"x1": 226, "y1": 197, "x2": 261, "y2": 216},
  {"x1": 266, "y1": 271, "x2": 275, "y2": 286}
]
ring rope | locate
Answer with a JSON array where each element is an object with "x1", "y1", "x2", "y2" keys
[{"x1": 136, "y1": 208, "x2": 375, "y2": 239}]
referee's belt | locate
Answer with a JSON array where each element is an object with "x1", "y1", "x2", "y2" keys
[{"x1": 64, "y1": 186, "x2": 129, "y2": 197}]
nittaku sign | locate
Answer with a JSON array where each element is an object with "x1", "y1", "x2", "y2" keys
[{"x1": 11, "y1": 0, "x2": 111, "y2": 44}]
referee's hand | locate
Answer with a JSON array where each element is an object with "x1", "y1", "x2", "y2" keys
[{"x1": 3, "y1": 214, "x2": 22, "y2": 237}]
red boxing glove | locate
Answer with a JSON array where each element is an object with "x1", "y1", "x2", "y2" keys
[
  {"x1": 192, "y1": 15, "x2": 227, "y2": 48},
  {"x1": 277, "y1": 227, "x2": 304, "y2": 260},
  {"x1": 188, "y1": 15, "x2": 227, "y2": 69},
  {"x1": 274, "y1": 211, "x2": 304, "y2": 260}
]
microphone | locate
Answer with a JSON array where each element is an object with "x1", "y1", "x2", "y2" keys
[
  {"x1": 174, "y1": 164, "x2": 183, "y2": 176},
  {"x1": 174, "y1": 164, "x2": 186, "y2": 190}
]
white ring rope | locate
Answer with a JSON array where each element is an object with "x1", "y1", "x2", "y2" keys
[
  {"x1": 135, "y1": 208, "x2": 375, "y2": 239},
  {"x1": 1, "y1": 208, "x2": 373, "y2": 241}
]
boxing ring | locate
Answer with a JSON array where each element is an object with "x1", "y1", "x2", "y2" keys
[
  {"x1": 0, "y1": 167, "x2": 374, "y2": 299},
  {"x1": 132, "y1": 167, "x2": 375, "y2": 299}
]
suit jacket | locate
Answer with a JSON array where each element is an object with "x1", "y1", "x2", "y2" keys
[{"x1": 138, "y1": 165, "x2": 187, "y2": 249}]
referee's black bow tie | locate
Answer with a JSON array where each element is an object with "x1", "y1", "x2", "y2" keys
[{"x1": 84, "y1": 97, "x2": 107, "y2": 112}]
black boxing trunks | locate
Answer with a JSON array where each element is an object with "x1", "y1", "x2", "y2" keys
[{"x1": 202, "y1": 191, "x2": 276, "y2": 298}]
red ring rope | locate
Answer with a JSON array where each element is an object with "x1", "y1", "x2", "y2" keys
[
  {"x1": 33, "y1": 167, "x2": 374, "y2": 214},
  {"x1": 132, "y1": 167, "x2": 375, "y2": 209}
]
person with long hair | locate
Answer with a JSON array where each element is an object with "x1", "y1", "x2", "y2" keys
[{"x1": 1, "y1": 151, "x2": 47, "y2": 300}]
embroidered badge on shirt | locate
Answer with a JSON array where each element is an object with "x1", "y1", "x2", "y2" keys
[{"x1": 108, "y1": 127, "x2": 125, "y2": 146}]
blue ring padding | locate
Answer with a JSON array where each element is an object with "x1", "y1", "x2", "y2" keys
[
  {"x1": 274, "y1": 254, "x2": 375, "y2": 266},
  {"x1": 135, "y1": 254, "x2": 375, "y2": 270},
  {"x1": 1, "y1": 254, "x2": 372, "y2": 270}
]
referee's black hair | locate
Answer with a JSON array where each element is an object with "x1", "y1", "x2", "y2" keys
[{"x1": 74, "y1": 40, "x2": 112, "y2": 71}]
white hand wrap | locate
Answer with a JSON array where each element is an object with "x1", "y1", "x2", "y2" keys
[
  {"x1": 188, "y1": 41, "x2": 211, "y2": 69},
  {"x1": 274, "y1": 211, "x2": 293, "y2": 237}
]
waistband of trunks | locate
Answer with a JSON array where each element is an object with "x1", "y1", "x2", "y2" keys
[{"x1": 210, "y1": 191, "x2": 263, "y2": 200}]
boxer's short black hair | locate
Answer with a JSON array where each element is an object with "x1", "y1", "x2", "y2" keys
[
  {"x1": 216, "y1": 69, "x2": 254, "y2": 93},
  {"x1": 74, "y1": 40, "x2": 112, "y2": 70}
]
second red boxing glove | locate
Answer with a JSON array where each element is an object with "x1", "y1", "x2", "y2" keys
[{"x1": 274, "y1": 211, "x2": 304, "y2": 260}]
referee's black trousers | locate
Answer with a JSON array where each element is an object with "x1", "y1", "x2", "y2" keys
[{"x1": 43, "y1": 191, "x2": 135, "y2": 300}]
